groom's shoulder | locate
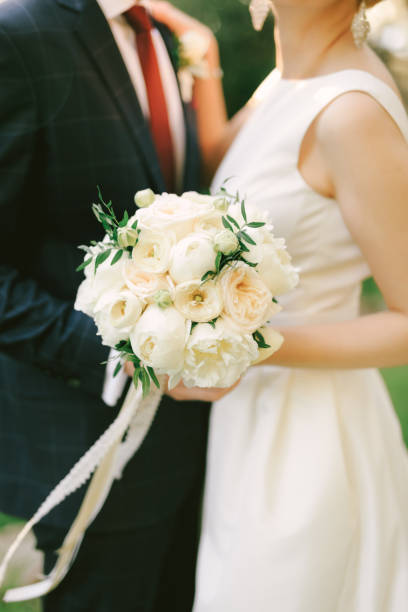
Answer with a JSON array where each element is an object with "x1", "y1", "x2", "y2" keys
[{"x1": 0, "y1": 0, "x2": 78, "y2": 36}]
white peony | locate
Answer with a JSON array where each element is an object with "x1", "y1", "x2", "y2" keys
[
  {"x1": 94, "y1": 289, "x2": 144, "y2": 347},
  {"x1": 136, "y1": 193, "x2": 212, "y2": 240},
  {"x1": 74, "y1": 250, "x2": 129, "y2": 317},
  {"x1": 183, "y1": 319, "x2": 259, "y2": 388},
  {"x1": 130, "y1": 304, "x2": 188, "y2": 373},
  {"x1": 169, "y1": 233, "x2": 216, "y2": 283},
  {"x1": 193, "y1": 210, "x2": 224, "y2": 236},
  {"x1": 132, "y1": 229, "x2": 175, "y2": 275},
  {"x1": 174, "y1": 280, "x2": 223, "y2": 322},
  {"x1": 123, "y1": 261, "x2": 169, "y2": 302},
  {"x1": 257, "y1": 238, "x2": 299, "y2": 296}
]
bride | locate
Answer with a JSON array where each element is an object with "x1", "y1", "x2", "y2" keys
[{"x1": 151, "y1": 0, "x2": 408, "y2": 609}]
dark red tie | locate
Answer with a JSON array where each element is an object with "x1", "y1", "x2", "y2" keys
[{"x1": 125, "y1": 6, "x2": 176, "y2": 192}]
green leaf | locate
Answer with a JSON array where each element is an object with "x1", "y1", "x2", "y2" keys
[
  {"x1": 241, "y1": 200, "x2": 247, "y2": 223},
  {"x1": 241, "y1": 258, "x2": 258, "y2": 267},
  {"x1": 119, "y1": 210, "x2": 129, "y2": 227},
  {"x1": 238, "y1": 240, "x2": 250, "y2": 253},
  {"x1": 215, "y1": 251, "x2": 222, "y2": 273},
  {"x1": 94, "y1": 249, "x2": 112, "y2": 272},
  {"x1": 147, "y1": 366, "x2": 160, "y2": 389},
  {"x1": 222, "y1": 216, "x2": 234, "y2": 232},
  {"x1": 76, "y1": 257, "x2": 92, "y2": 272},
  {"x1": 208, "y1": 317, "x2": 218, "y2": 328},
  {"x1": 131, "y1": 221, "x2": 138, "y2": 230},
  {"x1": 201, "y1": 270, "x2": 215, "y2": 283},
  {"x1": 139, "y1": 368, "x2": 151, "y2": 397},
  {"x1": 247, "y1": 221, "x2": 265, "y2": 228},
  {"x1": 133, "y1": 367, "x2": 141, "y2": 389},
  {"x1": 253, "y1": 330, "x2": 271, "y2": 349},
  {"x1": 226, "y1": 215, "x2": 240, "y2": 230},
  {"x1": 111, "y1": 249, "x2": 124, "y2": 266},
  {"x1": 113, "y1": 362, "x2": 122, "y2": 378},
  {"x1": 239, "y1": 230, "x2": 256, "y2": 246},
  {"x1": 272, "y1": 297, "x2": 279, "y2": 304}
]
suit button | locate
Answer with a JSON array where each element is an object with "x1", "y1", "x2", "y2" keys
[{"x1": 67, "y1": 378, "x2": 81, "y2": 389}]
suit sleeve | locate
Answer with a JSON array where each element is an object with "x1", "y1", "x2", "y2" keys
[{"x1": 0, "y1": 26, "x2": 109, "y2": 398}]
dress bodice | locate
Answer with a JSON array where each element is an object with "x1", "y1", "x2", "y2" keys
[{"x1": 212, "y1": 69, "x2": 408, "y2": 325}]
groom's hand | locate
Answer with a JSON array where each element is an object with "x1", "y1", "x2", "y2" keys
[{"x1": 124, "y1": 361, "x2": 239, "y2": 402}]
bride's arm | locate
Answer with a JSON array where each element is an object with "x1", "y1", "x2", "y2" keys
[
  {"x1": 263, "y1": 91, "x2": 408, "y2": 370},
  {"x1": 148, "y1": 2, "x2": 251, "y2": 181}
]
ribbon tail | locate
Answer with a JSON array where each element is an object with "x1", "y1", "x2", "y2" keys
[{"x1": 0, "y1": 383, "x2": 144, "y2": 601}]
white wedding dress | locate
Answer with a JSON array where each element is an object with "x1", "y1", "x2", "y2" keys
[{"x1": 193, "y1": 70, "x2": 408, "y2": 612}]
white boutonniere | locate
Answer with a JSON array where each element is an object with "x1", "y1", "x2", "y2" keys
[{"x1": 177, "y1": 31, "x2": 222, "y2": 103}]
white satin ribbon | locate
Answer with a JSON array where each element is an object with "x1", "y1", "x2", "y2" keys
[{"x1": 0, "y1": 381, "x2": 162, "y2": 603}]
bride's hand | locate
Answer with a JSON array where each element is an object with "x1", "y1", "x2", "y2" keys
[
  {"x1": 165, "y1": 378, "x2": 241, "y2": 402},
  {"x1": 146, "y1": 1, "x2": 216, "y2": 50},
  {"x1": 124, "y1": 361, "x2": 239, "y2": 402}
]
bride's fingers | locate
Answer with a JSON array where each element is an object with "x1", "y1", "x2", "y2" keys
[{"x1": 166, "y1": 379, "x2": 241, "y2": 402}]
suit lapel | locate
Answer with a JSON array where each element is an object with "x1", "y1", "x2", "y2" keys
[{"x1": 57, "y1": 0, "x2": 166, "y2": 192}]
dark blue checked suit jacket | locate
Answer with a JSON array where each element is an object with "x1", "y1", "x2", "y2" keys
[{"x1": 0, "y1": 0, "x2": 210, "y2": 531}]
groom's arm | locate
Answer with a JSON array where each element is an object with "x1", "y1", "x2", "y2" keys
[{"x1": 0, "y1": 25, "x2": 109, "y2": 397}]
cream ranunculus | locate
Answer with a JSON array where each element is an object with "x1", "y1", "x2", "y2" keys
[
  {"x1": 174, "y1": 280, "x2": 223, "y2": 323},
  {"x1": 136, "y1": 193, "x2": 212, "y2": 240},
  {"x1": 169, "y1": 233, "x2": 216, "y2": 283},
  {"x1": 132, "y1": 229, "x2": 175, "y2": 274},
  {"x1": 257, "y1": 238, "x2": 299, "y2": 296},
  {"x1": 220, "y1": 262, "x2": 279, "y2": 334},
  {"x1": 123, "y1": 261, "x2": 168, "y2": 302},
  {"x1": 74, "y1": 249, "x2": 130, "y2": 317},
  {"x1": 183, "y1": 319, "x2": 259, "y2": 388},
  {"x1": 130, "y1": 304, "x2": 188, "y2": 373},
  {"x1": 94, "y1": 289, "x2": 144, "y2": 347}
]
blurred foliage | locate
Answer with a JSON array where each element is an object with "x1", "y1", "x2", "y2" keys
[{"x1": 173, "y1": 0, "x2": 275, "y2": 116}]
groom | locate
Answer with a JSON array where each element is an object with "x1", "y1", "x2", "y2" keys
[{"x1": 0, "y1": 0, "x2": 210, "y2": 610}]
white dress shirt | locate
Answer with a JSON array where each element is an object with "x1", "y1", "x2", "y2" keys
[{"x1": 96, "y1": 0, "x2": 186, "y2": 406}]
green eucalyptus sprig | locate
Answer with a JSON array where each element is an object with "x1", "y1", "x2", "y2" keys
[
  {"x1": 76, "y1": 187, "x2": 139, "y2": 274},
  {"x1": 201, "y1": 197, "x2": 266, "y2": 284},
  {"x1": 113, "y1": 339, "x2": 160, "y2": 398}
]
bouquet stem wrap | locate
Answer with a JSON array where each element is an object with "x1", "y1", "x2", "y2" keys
[{"x1": 0, "y1": 382, "x2": 162, "y2": 602}]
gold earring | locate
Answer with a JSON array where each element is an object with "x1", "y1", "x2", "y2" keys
[
  {"x1": 249, "y1": 0, "x2": 272, "y2": 32},
  {"x1": 351, "y1": 1, "x2": 371, "y2": 47}
]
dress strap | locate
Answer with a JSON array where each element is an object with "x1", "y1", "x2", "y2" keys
[{"x1": 295, "y1": 69, "x2": 408, "y2": 155}]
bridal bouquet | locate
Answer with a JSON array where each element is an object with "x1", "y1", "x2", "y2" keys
[
  {"x1": 75, "y1": 187, "x2": 299, "y2": 392},
  {"x1": 0, "y1": 187, "x2": 298, "y2": 603}
]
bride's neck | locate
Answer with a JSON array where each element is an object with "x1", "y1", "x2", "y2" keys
[{"x1": 271, "y1": 2, "x2": 357, "y2": 79}]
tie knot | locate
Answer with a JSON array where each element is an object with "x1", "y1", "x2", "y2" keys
[{"x1": 125, "y1": 5, "x2": 153, "y2": 34}]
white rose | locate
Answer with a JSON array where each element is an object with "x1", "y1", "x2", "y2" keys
[
  {"x1": 130, "y1": 304, "x2": 188, "y2": 373},
  {"x1": 179, "y1": 31, "x2": 210, "y2": 67},
  {"x1": 174, "y1": 280, "x2": 223, "y2": 322},
  {"x1": 94, "y1": 289, "x2": 144, "y2": 347},
  {"x1": 220, "y1": 262, "x2": 279, "y2": 334},
  {"x1": 183, "y1": 319, "x2": 259, "y2": 388},
  {"x1": 257, "y1": 238, "x2": 299, "y2": 296},
  {"x1": 134, "y1": 188, "x2": 156, "y2": 208},
  {"x1": 169, "y1": 233, "x2": 216, "y2": 283},
  {"x1": 182, "y1": 191, "x2": 217, "y2": 207},
  {"x1": 213, "y1": 229, "x2": 239, "y2": 255},
  {"x1": 136, "y1": 193, "x2": 212, "y2": 240},
  {"x1": 132, "y1": 229, "x2": 175, "y2": 274},
  {"x1": 123, "y1": 261, "x2": 169, "y2": 301},
  {"x1": 74, "y1": 250, "x2": 129, "y2": 317}
]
